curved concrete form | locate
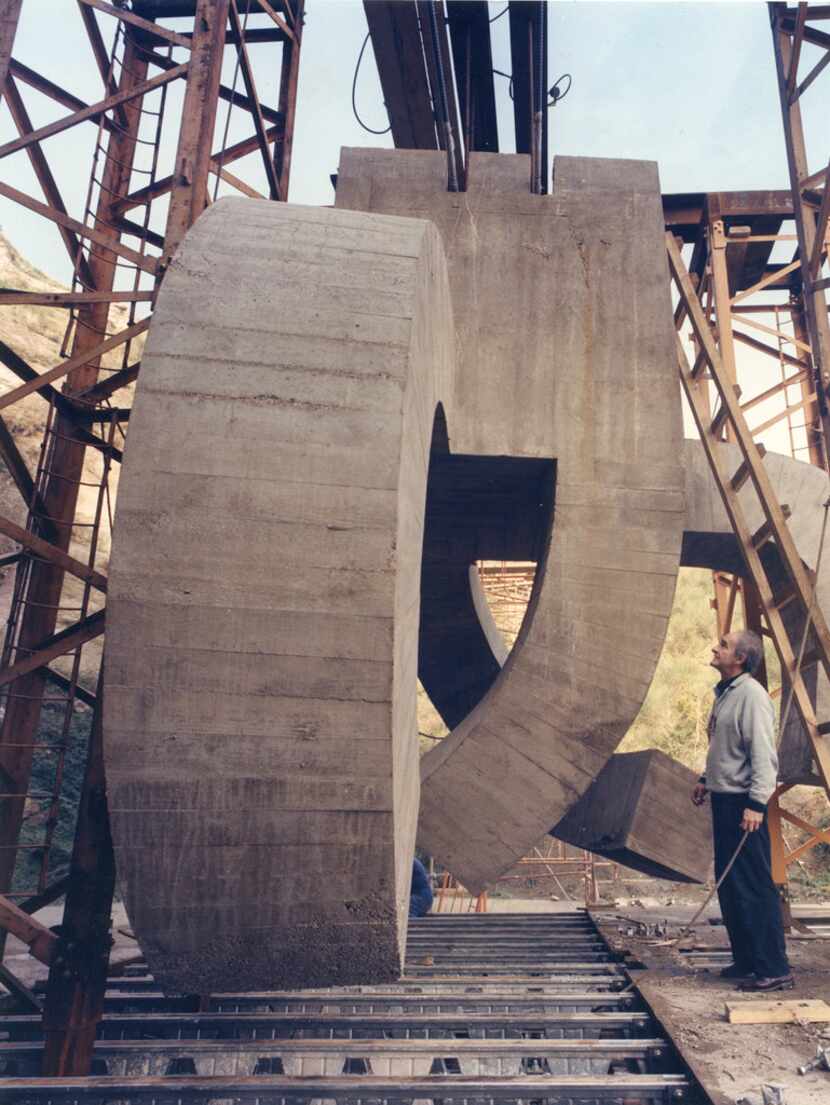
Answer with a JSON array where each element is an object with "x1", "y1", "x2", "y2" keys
[
  {"x1": 420, "y1": 439, "x2": 830, "y2": 888},
  {"x1": 104, "y1": 199, "x2": 455, "y2": 993},
  {"x1": 337, "y1": 149, "x2": 686, "y2": 894}
]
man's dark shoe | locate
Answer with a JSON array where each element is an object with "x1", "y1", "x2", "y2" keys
[
  {"x1": 719, "y1": 964, "x2": 753, "y2": 980},
  {"x1": 738, "y1": 974, "x2": 794, "y2": 992}
]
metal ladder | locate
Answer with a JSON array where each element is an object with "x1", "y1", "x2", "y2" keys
[{"x1": 666, "y1": 230, "x2": 830, "y2": 796}]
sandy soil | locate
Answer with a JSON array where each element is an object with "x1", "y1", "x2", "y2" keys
[{"x1": 595, "y1": 905, "x2": 830, "y2": 1105}]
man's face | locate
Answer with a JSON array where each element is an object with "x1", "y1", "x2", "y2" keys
[{"x1": 711, "y1": 632, "x2": 744, "y2": 676}]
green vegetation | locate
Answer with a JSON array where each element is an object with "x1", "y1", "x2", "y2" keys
[
  {"x1": 620, "y1": 568, "x2": 781, "y2": 775},
  {"x1": 11, "y1": 702, "x2": 92, "y2": 894}
]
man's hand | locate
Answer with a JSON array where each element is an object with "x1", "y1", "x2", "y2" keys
[
  {"x1": 741, "y1": 808, "x2": 763, "y2": 833},
  {"x1": 692, "y1": 782, "x2": 708, "y2": 806}
]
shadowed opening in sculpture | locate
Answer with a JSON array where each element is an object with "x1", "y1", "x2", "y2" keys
[{"x1": 418, "y1": 431, "x2": 556, "y2": 731}]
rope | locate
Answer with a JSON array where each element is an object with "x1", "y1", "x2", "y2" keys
[{"x1": 667, "y1": 830, "x2": 749, "y2": 945}]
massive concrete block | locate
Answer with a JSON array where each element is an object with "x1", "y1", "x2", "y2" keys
[
  {"x1": 104, "y1": 200, "x2": 454, "y2": 992},
  {"x1": 552, "y1": 749, "x2": 712, "y2": 883},
  {"x1": 338, "y1": 150, "x2": 686, "y2": 894}
]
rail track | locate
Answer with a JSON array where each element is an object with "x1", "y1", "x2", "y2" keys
[{"x1": 0, "y1": 910, "x2": 699, "y2": 1103}]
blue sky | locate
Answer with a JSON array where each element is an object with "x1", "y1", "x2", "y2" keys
[{"x1": 0, "y1": 0, "x2": 817, "y2": 281}]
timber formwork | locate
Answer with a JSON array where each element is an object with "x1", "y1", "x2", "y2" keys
[{"x1": 0, "y1": 911, "x2": 698, "y2": 1104}]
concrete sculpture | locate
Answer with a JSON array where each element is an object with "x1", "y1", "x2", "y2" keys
[
  {"x1": 337, "y1": 149, "x2": 685, "y2": 893},
  {"x1": 105, "y1": 201, "x2": 454, "y2": 992},
  {"x1": 107, "y1": 149, "x2": 765, "y2": 990}
]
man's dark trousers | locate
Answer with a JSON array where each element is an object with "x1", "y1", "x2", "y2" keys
[{"x1": 711, "y1": 792, "x2": 789, "y2": 977}]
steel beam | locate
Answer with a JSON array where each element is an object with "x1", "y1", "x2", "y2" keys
[
  {"x1": 42, "y1": 681, "x2": 116, "y2": 1076},
  {"x1": 0, "y1": 0, "x2": 21, "y2": 95},
  {"x1": 447, "y1": 1, "x2": 498, "y2": 153},
  {"x1": 363, "y1": 0, "x2": 437, "y2": 149},
  {"x1": 162, "y1": 0, "x2": 231, "y2": 266},
  {"x1": 770, "y1": 2, "x2": 830, "y2": 461}
]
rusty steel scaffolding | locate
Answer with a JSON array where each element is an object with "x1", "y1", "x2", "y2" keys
[{"x1": 0, "y1": 0, "x2": 304, "y2": 1072}]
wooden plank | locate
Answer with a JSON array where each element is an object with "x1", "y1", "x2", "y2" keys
[{"x1": 726, "y1": 998, "x2": 830, "y2": 1024}]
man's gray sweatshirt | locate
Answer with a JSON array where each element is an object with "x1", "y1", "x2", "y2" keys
[{"x1": 702, "y1": 671, "x2": 778, "y2": 812}]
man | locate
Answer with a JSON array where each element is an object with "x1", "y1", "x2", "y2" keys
[{"x1": 691, "y1": 629, "x2": 792, "y2": 991}]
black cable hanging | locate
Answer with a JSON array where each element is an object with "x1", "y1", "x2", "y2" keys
[{"x1": 351, "y1": 31, "x2": 392, "y2": 136}]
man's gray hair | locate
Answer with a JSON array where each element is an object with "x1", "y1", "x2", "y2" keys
[{"x1": 733, "y1": 629, "x2": 764, "y2": 674}]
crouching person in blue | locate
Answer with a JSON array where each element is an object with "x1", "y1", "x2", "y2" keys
[
  {"x1": 410, "y1": 857, "x2": 433, "y2": 918},
  {"x1": 692, "y1": 629, "x2": 792, "y2": 991}
]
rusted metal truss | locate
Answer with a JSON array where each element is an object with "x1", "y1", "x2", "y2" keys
[
  {"x1": 770, "y1": 2, "x2": 830, "y2": 463},
  {"x1": 0, "y1": 0, "x2": 304, "y2": 1072}
]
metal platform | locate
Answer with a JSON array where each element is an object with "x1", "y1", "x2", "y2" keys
[{"x1": 0, "y1": 910, "x2": 698, "y2": 1104}]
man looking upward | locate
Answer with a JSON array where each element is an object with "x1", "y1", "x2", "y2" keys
[{"x1": 692, "y1": 629, "x2": 792, "y2": 992}]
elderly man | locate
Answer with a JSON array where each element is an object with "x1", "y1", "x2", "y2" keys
[{"x1": 692, "y1": 629, "x2": 792, "y2": 992}]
